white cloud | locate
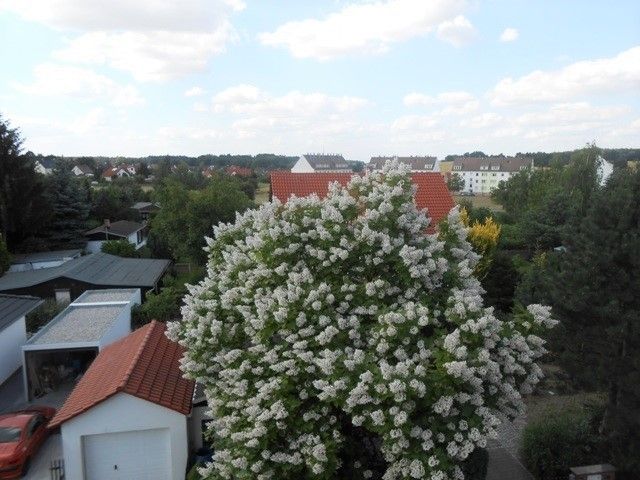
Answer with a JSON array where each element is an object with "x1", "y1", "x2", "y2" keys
[
  {"x1": 259, "y1": 0, "x2": 470, "y2": 60},
  {"x1": 403, "y1": 91, "x2": 479, "y2": 115},
  {"x1": 490, "y1": 45, "x2": 640, "y2": 105},
  {"x1": 500, "y1": 27, "x2": 519, "y2": 42},
  {"x1": 436, "y1": 15, "x2": 476, "y2": 47},
  {"x1": 460, "y1": 112, "x2": 503, "y2": 128},
  {"x1": 1, "y1": 0, "x2": 244, "y2": 81},
  {"x1": 12, "y1": 62, "x2": 144, "y2": 106},
  {"x1": 212, "y1": 84, "x2": 369, "y2": 116},
  {"x1": 185, "y1": 86, "x2": 206, "y2": 97}
]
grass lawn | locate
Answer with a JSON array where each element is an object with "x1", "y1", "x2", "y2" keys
[
  {"x1": 255, "y1": 182, "x2": 270, "y2": 205},
  {"x1": 453, "y1": 194, "x2": 503, "y2": 211}
]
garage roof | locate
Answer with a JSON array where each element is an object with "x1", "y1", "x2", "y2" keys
[
  {"x1": 50, "y1": 321, "x2": 195, "y2": 427},
  {"x1": 0, "y1": 253, "x2": 170, "y2": 291},
  {"x1": 0, "y1": 294, "x2": 43, "y2": 332},
  {"x1": 11, "y1": 249, "x2": 82, "y2": 265}
]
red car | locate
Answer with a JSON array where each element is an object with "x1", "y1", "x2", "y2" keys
[{"x1": 0, "y1": 406, "x2": 56, "y2": 478}]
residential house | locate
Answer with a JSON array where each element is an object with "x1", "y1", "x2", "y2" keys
[
  {"x1": 84, "y1": 220, "x2": 148, "y2": 253},
  {"x1": 270, "y1": 171, "x2": 455, "y2": 229},
  {"x1": 291, "y1": 154, "x2": 352, "y2": 173},
  {"x1": 49, "y1": 320, "x2": 195, "y2": 480},
  {"x1": 34, "y1": 158, "x2": 55, "y2": 175},
  {"x1": 9, "y1": 249, "x2": 82, "y2": 273},
  {"x1": 21, "y1": 289, "x2": 140, "y2": 400},
  {"x1": 102, "y1": 164, "x2": 136, "y2": 181},
  {"x1": 368, "y1": 156, "x2": 437, "y2": 172},
  {"x1": 131, "y1": 202, "x2": 159, "y2": 222},
  {"x1": 72, "y1": 164, "x2": 94, "y2": 177},
  {"x1": 438, "y1": 160, "x2": 454, "y2": 183},
  {"x1": 225, "y1": 165, "x2": 254, "y2": 177},
  {"x1": 452, "y1": 156, "x2": 533, "y2": 194},
  {"x1": 0, "y1": 294, "x2": 42, "y2": 385},
  {"x1": 0, "y1": 252, "x2": 170, "y2": 301}
]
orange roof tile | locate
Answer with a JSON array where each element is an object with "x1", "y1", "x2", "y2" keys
[
  {"x1": 270, "y1": 171, "x2": 454, "y2": 226},
  {"x1": 49, "y1": 321, "x2": 194, "y2": 428}
]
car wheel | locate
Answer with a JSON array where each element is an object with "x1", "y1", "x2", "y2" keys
[{"x1": 21, "y1": 458, "x2": 31, "y2": 477}]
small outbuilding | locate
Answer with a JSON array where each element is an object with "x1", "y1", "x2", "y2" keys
[
  {"x1": 85, "y1": 220, "x2": 148, "y2": 253},
  {"x1": 21, "y1": 289, "x2": 140, "y2": 400},
  {"x1": 9, "y1": 249, "x2": 82, "y2": 273},
  {"x1": 0, "y1": 252, "x2": 170, "y2": 302},
  {"x1": 50, "y1": 320, "x2": 195, "y2": 480},
  {"x1": 0, "y1": 294, "x2": 42, "y2": 385}
]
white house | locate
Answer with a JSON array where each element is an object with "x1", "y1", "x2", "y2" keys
[
  {"x1": 84, "y1": 220, "x2": 148, "y2": 253},
  {"x1": 72, "y1": 164, "x2": 94, "y2": 177},
  {"x1": 0, "y1": 295, "x2": 42, "y2": 385},
  {"x1": 34, "y1": 158, "x2": 55, "y2": 175},
  {"x1": 291, "y1": 154, "x2": 352, "y2": 173},
  {"x1": 49, "y1": 320, "x2": 195, "y2": 480},
  {"x1": 9, "y1": 249, "x2": 82, "y2": 273},
  {"x1": 21, "y1": 289, "x2": 140, "y2": 400},
  {"x1": 452, "y1": 156, "x2": 534, "y2": 194},
  {"x1": 102, "y1": 166, "x2": 134, "y2": 181}
]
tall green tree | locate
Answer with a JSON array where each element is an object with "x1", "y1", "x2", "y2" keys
[
  {"x1": 531, "y1": 167, "x2": 640, "y2": 472},
  {"x1": 446, "y1": 173, "x2": 464, "y2": 192},
  {"x1": 0, "y1": 235, "x2": 10, "y2": 274},
  {"x1": 150, "y1": 177, "x2": 253, "y2": 264},
  {"x1": 40, "y1": 163, "x2": 90, "y2": 249},
  {"x1": 0, "y1": 116, "x2": 52, "y2": 250}
]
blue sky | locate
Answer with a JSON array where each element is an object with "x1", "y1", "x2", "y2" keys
[{"x1": 0, "y1": 0, "x2": 638, "y2": 160}]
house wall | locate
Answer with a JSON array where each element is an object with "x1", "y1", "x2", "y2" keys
[
  {"x1": 291, "y1": 156, "x2": 314, "y2": 173},
  {"x1": 98, "y1": 305, "x2": 133, "y2": 348},
  {"x1": 61, "y1": 393, "x2": 189, "y2": 480},
  {"x1": 0, "y1": 316, "x2": 26, "y2": 385},
  {"x1": 188, "y1": 404, "x2": 212, "y2": 452},
  {"x1": 458, "y1": 170, "x2": 512, "y2": 194}
]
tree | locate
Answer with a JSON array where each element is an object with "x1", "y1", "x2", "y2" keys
[
  {"x1": 168, "y1": 164, "x2": 556, "y2": 480},
  {"x1": 0, "y1": 116, "x2": 52, "y2": 250},
  {"x1": 40, "y1": 163, "x2": 90, "y2": 249},
  {"x1": 0, "y1": 235, "x2": 10, "y2": 274},
  {"x1": 446, "y1": 173, "x2": 464, "y2": 193},
  {"x1": 533, "y1": 167, "x2": 640, "y2": 473},
  {"x1": 101, "y1": 240, "x2": 138, "y2": 257},
  {"x1": 151, "y1": 177, "x2": 252, "y2": 264},
  {"x1": 460, "y1": 208, "x2": 501, "y2": 279}
]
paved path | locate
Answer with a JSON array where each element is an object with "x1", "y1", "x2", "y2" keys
[
  {"x1": 487, "y1": 414, "x2": 534, "y2": 480},
  {"x1": 24, "y1": 434, "x2": 63, "y2": 480}
]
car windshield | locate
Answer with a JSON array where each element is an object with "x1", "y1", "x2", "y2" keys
[{"x1": 0, "y1": 427, "x2": 21, "y2": 443}]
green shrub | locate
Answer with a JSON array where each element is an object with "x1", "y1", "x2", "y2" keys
[
  {"x1": 101, "y1": 239, "x2": 138, "y2": 257},
  {"x1": 0, "y1": 237, "x2": 10, "y2": 275},
  {"x1": 26, "y1": 299, "x2": 64, "y2": 335},
  {"x1": 522, "y1": 405, "x2": 606, "y2": 480},
  {"x1": 186, "y1": 465, "x2": 203, "y2": 480}
]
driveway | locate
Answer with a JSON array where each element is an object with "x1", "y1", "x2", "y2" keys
[
  {"x1": 23, "y1": 434, "x2": 63, "y2": 480},
  {"x1": 0, "y1": 368, "x2": 73, "y2": 414},
  {"x1": 487, "y1": 414, "x2": 534, "y2": 480}
]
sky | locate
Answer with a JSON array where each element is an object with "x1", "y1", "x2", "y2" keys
[{"x1": 0, "y1": 0, "x2": 638, "y2": 160}]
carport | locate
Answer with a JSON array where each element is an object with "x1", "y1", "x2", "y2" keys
[{"x1": 21, "y1": 289, "x2": 140, "y2": 401}]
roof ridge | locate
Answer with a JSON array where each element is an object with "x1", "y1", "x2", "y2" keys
[{"x1": 118, "y1": 320, "x2": 159, "y2": 392}]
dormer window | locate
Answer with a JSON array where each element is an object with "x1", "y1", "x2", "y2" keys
[
  {"x1": 480, "y1": 165, "x2": 488, "y2": 170},
  {"x1": 453, "y1": 165, "x2": 461, "y2": 170},
  {"x1": 491, "y1": 165, "x2": 499, "y2": 171}
]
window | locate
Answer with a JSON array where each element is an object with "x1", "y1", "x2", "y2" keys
[
  {"x1": 28, "y1": 415, "x2": 45, "y2": 438},
  {"x1": 453, "y1": 165, "x2": 461, "y2": 171},
  {"x1": 480, "y1": 165, "x2": 488, "y2": 170},
  {"x1": 55, "y1": 289, "x2": 71, "y2": 305}
]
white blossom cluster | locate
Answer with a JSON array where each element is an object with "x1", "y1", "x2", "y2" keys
[{"x1": 167, "y1": 161, "x2": 556, "y2": 480}]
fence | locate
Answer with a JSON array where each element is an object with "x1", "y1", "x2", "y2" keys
[{"x1": 50, "y1": 458, "x2": 64, "y2": 480}]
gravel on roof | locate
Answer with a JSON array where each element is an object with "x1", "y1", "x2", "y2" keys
[
  {"x1": 75, "y1": 289, "x2": 138, "y2": 303},
  {"x1": 29, "y1": 305, "x2": 124, "y2": 345}
]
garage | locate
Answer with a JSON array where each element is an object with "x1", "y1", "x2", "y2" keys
[
  {"x1": 83, "y1": 428, "x2": 170, "y2": 480},
  {"x1": 49, "y1": 321, "x2": 195, "y2": 480},
  {"x1": 21, "y1": 289, "x2": 140, "y2": 400}
]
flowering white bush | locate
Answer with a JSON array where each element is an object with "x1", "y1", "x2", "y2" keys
[{"x1": 168, "y1": 162, "x2": 556, "y2": 480}]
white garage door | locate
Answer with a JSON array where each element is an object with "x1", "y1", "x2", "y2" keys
[{"x1": 83, "y1": 428, "x2": 171, "y2": 480}]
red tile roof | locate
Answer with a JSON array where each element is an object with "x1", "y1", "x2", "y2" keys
[
  {"x1": 270, "y1": 171, "x2": 454, "y2": 226},
  {"x1": 225, "y1": 165, "x2": 254, "y2": 177},
  {"x1": 49, "y1": 321, "x2": 194, "y2": 428}
]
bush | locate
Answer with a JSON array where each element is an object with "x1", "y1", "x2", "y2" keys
[
  {"x1": 0, "y1": 237, "x2": 10, "y2": 274},
  {"x1": 522, "y1": 404, "x2": 606, "y2": 480},
  {"x1": 26, "y1": 299, "x2": 64, "y2": 335},
  {"x1": 101, "y1": 239, "x2": 138, "y2": 257}
]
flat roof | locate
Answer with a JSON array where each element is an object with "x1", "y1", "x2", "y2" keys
[
  {"x1": 27, "y1": 305, "x2": 124, "y2": 345},
  {"x1": 0, "y1": 294, "x2": 43, "y2": 332},
  {"x1": 74, "y1": 289, "x2": 139, "y2": 304}
]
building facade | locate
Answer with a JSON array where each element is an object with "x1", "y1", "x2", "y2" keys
[
  {"x1": 291, "y1": 154, "x2": 352, "y2": 173},
  {"x1": 452, "y1": 156, "x2": 533, "y2": 194}
]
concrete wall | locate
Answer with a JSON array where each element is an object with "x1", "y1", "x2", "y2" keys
[
  {"x1": 0, "y1": 316, "x2": 26, "y2": 385},
  {"x1": 61, "y1": 393, "x2": 189, "y2": 480}
]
